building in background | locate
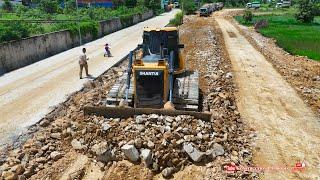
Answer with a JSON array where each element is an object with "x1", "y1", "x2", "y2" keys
[{"x1": 77, "y1": 0, "x2": 113, "y2": 8}]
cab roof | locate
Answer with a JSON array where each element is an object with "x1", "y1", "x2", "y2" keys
[{"x1": 144, "y1": 27, "x2": 178, "y2": 32}]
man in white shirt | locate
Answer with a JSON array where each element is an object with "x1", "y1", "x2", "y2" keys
[{"x1": 79, "y1": 48, "x2": 89, "y2": 79}]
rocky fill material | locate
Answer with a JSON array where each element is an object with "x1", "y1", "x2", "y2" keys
[{"x1": 0, "y1": 15, "x2": 257, "y2": 179}]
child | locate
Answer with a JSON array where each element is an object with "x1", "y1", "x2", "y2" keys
[{"x1": 104, "y1": 43, "x2": 112, "y2": 57}]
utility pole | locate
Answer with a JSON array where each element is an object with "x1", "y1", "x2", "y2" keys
[
  {"x1": 181, "y1": 0, "x2": 184, "y2": 12},
  {"x1": 75, "y1": 0, "x2": 82, "y2": 46}
]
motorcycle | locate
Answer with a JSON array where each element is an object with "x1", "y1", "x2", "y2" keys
[{"x1": 104, "y1": 44, "x2": 112, "y2": 57}]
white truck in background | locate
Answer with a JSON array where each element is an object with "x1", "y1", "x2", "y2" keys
[
  {"x1": 276, "y1": 0, "x2": 291, "y2": 8},
  {"x1": 246, "y1": 2, "x2": 261, "y2": 9}
]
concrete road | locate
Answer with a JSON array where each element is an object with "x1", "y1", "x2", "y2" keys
[{"x1": 0, "y1": 10, "x2": 178, "y2": 148}]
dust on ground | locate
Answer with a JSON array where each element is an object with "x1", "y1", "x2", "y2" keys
[{"x1": 215, "y1": 9, "x2": 320, "y2": 179}]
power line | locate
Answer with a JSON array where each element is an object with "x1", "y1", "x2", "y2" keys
[{"x1": 76, "y1": 0, "x2": 82, "y2": 46}]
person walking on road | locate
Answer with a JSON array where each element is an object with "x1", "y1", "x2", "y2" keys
[{"x1": 79, "y1": 47, "x2": 89, "y2": 79}]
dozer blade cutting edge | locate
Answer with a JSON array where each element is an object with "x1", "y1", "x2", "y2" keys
[{"x1": 84, "y1": 106, "x2": 212, "y2": 121}]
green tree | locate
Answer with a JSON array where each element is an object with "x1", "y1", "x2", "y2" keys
[
  {"x1": 124, "y1": 0, "x2": 138, "y2": 7},
  {"x1": 243, "y1": 10, "x2": 253, "y2": 23},
  {"x1": 201, "y1": 0, "x2": 214, "y2": 3},
  {"x1": 296, "y1": 0, "x2": 315, "y2": 23},
  {"x1": 15, "y1": 4, "x2": 29, "y2": 15},
  {"x1": 216, "y1": 0, "x2": 249, "y2": 7},
  {"x1": 39, "y1": 0, "x2": 60, "y2": 13},
  {"x1": 181, "y1": 0, "x2": 197, "y2": 14},
  {"x1": 145, "y1": 0, "x2": 161, "y2": 12},
  {"x1": 88, "y1": 8, "x2": 95, "y2": 19},
  {"x1": 64, "y1": 0, "x2": 76, "y2": 13},
  {"x1": 0, "y1": 22, "x2": 29, "y2": 42},
  {"x1": 137, "y1": 0, "x2": 145, "y2": 6},
  {"x1": 312, "y1": 3, "x2": 320, "y2": 15},
  {"x1": 2, "y1": 0, "x2": 13, "y2": 12},
  {"x1": 112, "y1": 0, "x2": 125, "y2": 8},
  {"x1": 169, "y1": 11, "x2": 183, "y2": 26}
]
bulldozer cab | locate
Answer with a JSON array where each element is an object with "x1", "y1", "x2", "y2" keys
[
  {"x1": 141, "y1": 27, "x2": 184, "y2": 72},
  {"x1": 106, "y1": 27, "x2": 200, "y2": 111}
]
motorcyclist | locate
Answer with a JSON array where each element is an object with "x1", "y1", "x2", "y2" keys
[{"x1": 104, "y1": 43, "x2": 112, "y2": 57}]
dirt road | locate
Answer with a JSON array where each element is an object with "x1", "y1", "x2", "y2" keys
[
  {"x1": 0, "y1": 10, "x2": 178, "y2": 149},
  {"x1": 215, "y1": 12, "x2": 320, "y2": 179}
]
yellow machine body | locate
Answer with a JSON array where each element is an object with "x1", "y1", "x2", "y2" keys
[
  {"x1": 130, "y1": 27, "x2": 186, "y2": 108},
  {"x1": 106, "y1": 27, "x2": 200, "y2": 111}
]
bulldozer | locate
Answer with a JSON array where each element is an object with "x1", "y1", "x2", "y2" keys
[{"x1": 84, "y1": 27, "x2": 211, "y2": 120}]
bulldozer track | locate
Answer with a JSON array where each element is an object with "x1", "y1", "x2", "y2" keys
[
  {"x1": 173, "y1": 71, "x2": 199, "y2": 111},
  {"x1": 106, "y1": 70, "x2": 199, "y2": 111}
]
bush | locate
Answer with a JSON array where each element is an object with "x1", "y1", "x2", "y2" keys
[
  {"x1": 79, "y1": 21, "x2": 99, "y2": 39},
  {"x1": 124, "y1": 0, "x2": 137, "y2": 7},
  {"x1": 220, "y1": 0, "x2": 249, "y2": 7},
  {"x1": 169, "y1": 12, "x2": 183, "y2": 26},
  {"x1": 2, "y1": 0, "x2": 13, "y2": 12},
  {"x1": 182, "y1": 0, "x2": 197, "y2": 15},
  {"x1": 295, "y1": 0, "x2": 314, "y2": 23},
  {"x1": 63, "y1": 0, "x2": 76, "y2": 13},
  {"x1": 254, "y1": 19, "x2": 269, "y2": 30},
  {"x1": 15, "y1": 4, "x2": 28, "y2": 15},
  {"x1": 313, "y1": 3, "x2": 320, "y2": 16},
  {"x1": 52, "y1": 21, "x2": 99, "y2": 39},
  {"x1": 145, "y1": 0, "x2": 161, "y2": 12},
  {"x1": 0, "y1": 22, "x2": 29, "y2": 42},
  {"x1": 39, "y1": 0, "x2": 61, "y2": 13},
  {"x1": 243, "y1": 10, "x2": 253, "y2": 23},
  {"x1": 112, "y1": 0, "x2": 125, "y2": 8},
  {"x1": 120, "y1": 14, "x2": 134, "y2": 27}
]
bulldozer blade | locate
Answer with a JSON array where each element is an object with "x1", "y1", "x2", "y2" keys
[{"x1": 84, "y1": 106, "x2": 212, "y2": 121}]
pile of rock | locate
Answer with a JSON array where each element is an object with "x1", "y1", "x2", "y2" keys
[
  {"x1": 0, "y1": 64, "x2": 128, "y2": 179},
  {"x1": 71, "y1": 114, "x2": 227, "y2": 174},
  {"x1": 0, "y1": 142, "x2": 63, "y2": 179}
]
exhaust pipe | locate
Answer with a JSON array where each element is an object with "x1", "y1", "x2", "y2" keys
[
  {"x1": 164, "y1": 50, "x2": 175, "y2": 110},
  {"x1": 125, "y1": 51, "x2": 134, "y2": 102},
  {"x1": 169, "y1": 50, "x2": 174, "y2": 102},
  {"x1": 160, "y1": 43, "x2": 164, "y2": 59},
  {"x1": 119, "y1": 51, "x2": 133, "y2": 107}
]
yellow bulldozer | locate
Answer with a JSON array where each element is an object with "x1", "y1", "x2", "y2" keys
[{"x1": 84, "y1": 27, "x2": 211, "y2": 120}]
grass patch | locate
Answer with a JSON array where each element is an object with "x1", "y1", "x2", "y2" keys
[
  {"x1": 169, "y1": 12, "x2": 183, "y2": 26},
  {"x1": 236, "y1": 14, "x2": 320, "y2": 61},
  {"x1": 257, "y1": 6, "x2": 297, "y2": 14}
]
